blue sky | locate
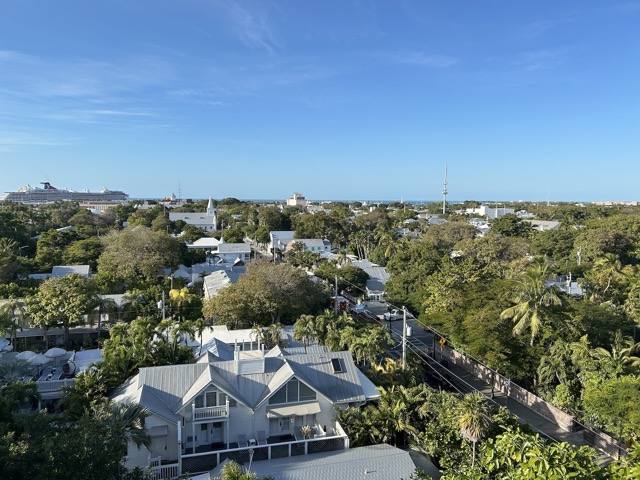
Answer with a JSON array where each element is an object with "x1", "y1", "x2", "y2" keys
[{"x1": 1, "y1": 1, "x2": 639, "y2": 202}]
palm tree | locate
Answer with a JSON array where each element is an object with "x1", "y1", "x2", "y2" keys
[
  {"x1": 213, "y1": 460, "x2": 258, "y2": 480},
  {"x1": 500, "y1": 261, "x2": 562, "y2": 345},
  {"x1": 373, "y1": 386, "x2": 420, "y2": 446},
  {"x1": 293, "y1": 314, "x2": 317, "y2": 353},
  {"x1": 336, "y1": 250, "x2": 349, "y2": 267},
  {"x1": 102, "y1": 401, "x2": 151, "y2": 451},
  {"x1": 93, "y1": 296, "x2": 119, "y2": 340},
  {"x1": 2, "y1": 380, "x2": 41, "y2": 411},
  {"x1": 457, "y1": 392, "x2": 492, "y2": 468},
  {"x1": 593, "y1": 253, "x2": 635, "y2": 296},
  {"x1": 537, "y1": 340, "x2": 572, "y2": 386},
  {"x1": 193, "y1": 317, "x2": 208, "y2": 356},
  {"x1": 0, "y1": 297, "x2": 26, "y2": 346},
  {"x1": 590, "y1": 330, "x2": 640, "y2": 374},
  {"x1": 251, "y1": 323, "x2": 286, "y2": 350},
  {"x1": 59, "y1": 368, "x2": 108, "y2": 419},
  {"x1": 0, "y1": 359, "x2": 32, "y2": 386}
]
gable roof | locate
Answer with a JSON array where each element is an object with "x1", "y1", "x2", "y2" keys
[
  {"x1": 114, "y1": 350, "x2": 376, "y2": 422},
  {"x1": 351, "y1": 260, "x2": 390, "y2": 293},
  {"x1": 216, "y1": 243, "x2": 251, "y2": 254}
]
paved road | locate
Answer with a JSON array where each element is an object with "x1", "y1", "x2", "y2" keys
[{"x1": 362, "y1": 301, "x2": 613, "y2": 465}]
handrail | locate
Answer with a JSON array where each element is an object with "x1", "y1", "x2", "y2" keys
[{"x1": 182, "y1": 429, "x2": 348, "y2": 458}]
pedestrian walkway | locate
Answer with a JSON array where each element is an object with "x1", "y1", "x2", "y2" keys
[{"x1": 437, "y1": 357, "x2": 612, "y2": 465}]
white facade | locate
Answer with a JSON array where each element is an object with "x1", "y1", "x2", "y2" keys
[
  {"x1": 114, "y1": 337, "x2": 378, "y2": 478},
  {"x1": 286, "y1": 193, "x2": 308, "y2": 207},
  {"x1": 169, "y1": 198, "x2": 217, "y2": 231},
  {"x1": 464, "y1": 205, "x2": 515, "y2": 220},
  {"x1": 269, "y1": 231, "x2": 296, "y2": 252},
  {"x1": 286, "y1": 239, "x2": 332, "y2": 253}
]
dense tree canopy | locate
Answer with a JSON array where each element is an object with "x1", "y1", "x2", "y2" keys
[
  {"x1": 96, "y1": 226, "x2": 183, "y2": 288},
  {"x1": 25, "y1": 274, "x2": 100, "y2": 347},
  {"x1": 203, "y1": 261, "x2": 329, "y2": 328}
]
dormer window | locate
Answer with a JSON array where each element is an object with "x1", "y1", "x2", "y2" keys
[
  {"x1": 269, "y1": 378, "x2": 316, "y2": 405},
  {"x1": 194, "y1": 388, "x2": 237, "y2": 408}
]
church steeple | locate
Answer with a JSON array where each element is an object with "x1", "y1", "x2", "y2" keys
[{"x1": 207, "y1": 197, "x2": 217, "y2": 230}]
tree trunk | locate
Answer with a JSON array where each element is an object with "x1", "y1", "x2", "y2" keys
[
  {"x1": 97, "y1": 307, "x2": 103, "y2": 340},
  {"x1": 472, "y1": 441, "x2": 476, "y2": 468}
]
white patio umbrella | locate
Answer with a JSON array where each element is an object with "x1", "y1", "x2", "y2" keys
[
  {"x1": 15, "y1": 350, "x2": 37, "y2": 361},
  {"x1": 45, "y1": 347, "x2": 67, "y2": 366},
  {"x1": 28, "y1": 354, "x2": 50, "y2": 366},
  {"x1": 1, "y1": 343, "x2": 14, "y2": 352},
  {"x1": 44, "y1": 347, "x2": 66, "y2": 358},
  {"x1": 0, "y1": 338, "x2": 8, "y2": 350}
]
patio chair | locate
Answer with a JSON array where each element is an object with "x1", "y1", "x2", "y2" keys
[
  {"x1": 237, "y1": 433, "x2": 248, "y2": 447},
  {"x1": 257, "y1": 430, "x2": 267, "y2": 445}
]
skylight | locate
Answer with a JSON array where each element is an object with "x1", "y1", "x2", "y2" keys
[{"x1": 331, "y1": 358, "x2": 344, "y2": 374}]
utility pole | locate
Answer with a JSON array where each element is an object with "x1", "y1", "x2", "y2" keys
[
  {"x1": 442, "y1": 164, "x2": 448, "y2": 215},
  {"x1": 402, "y1": 306, "x2": 407, "y2": 370},
  {"x1": 158, "y1": 291, "x2": 166, "y2": 321},
  {"x1": 334, "y1": 275, "x2": 339, "y2": 317}
]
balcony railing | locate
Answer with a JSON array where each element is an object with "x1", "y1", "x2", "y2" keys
[
  {"x1": 192, "y1": 403, "x2": 229, "y2": 421},
  {"x1": 149, "y1": 457, "x2": 179, "y2": 480},
  {"x1": 180, "y1": 423, "x2": 349, "y2": 476}
]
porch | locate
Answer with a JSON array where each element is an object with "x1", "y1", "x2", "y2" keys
[{"x1": 151, "y1": 423, "x2": 349, "y2": 479}]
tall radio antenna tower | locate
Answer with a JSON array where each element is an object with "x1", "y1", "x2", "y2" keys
[{"x1": 442, "y1": 164, "x2": 448, "y2": 214}]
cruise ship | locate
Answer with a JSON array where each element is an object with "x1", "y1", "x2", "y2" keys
[{"x1": 0, "y1": 182, "x2": 129, "y2": 204}]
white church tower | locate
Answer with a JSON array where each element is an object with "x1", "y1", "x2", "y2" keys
[{"x1": 207, "y1": 197, "x2": 217, "y2": 231}]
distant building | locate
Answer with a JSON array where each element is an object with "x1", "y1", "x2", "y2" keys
[
  {"x1": 286, "y1": 239, "x2": 332, "y2": 253},
  {"x1": 351, "y1": 260, "x2": 390, "y2": 300},
  {"x1": 592, "y1": 201, "x2": 639, "y2": 206},
  {"x1": 525, "y1": 219, "x2": 561, "y2": 232},
  {"x1": 185, "y1": 237, "x2": 251, "y2": 265},
  {"x1": 269, "y1": 231, "x2": 296, "y2": 253},
  {"x1": 29, "y1": 264, "x2": 91, "y2": 281},
  {"x1": 286, "y1": 193, "x2": 308, "y2": 207},
  {"x1": 169, "y1": 198, "x2": 217, "y2": 231},
  {"x1": 462, "y1": 205, "x2": 515, "y2": 220}
]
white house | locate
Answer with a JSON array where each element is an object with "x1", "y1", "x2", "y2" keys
[
  {"x1": 202, "y1": 268, "x2": 245, "y2": 299},
  {"x1": 113, "y1": 340, "x2": 379, "y2": 478},
  {"x1": 351, "y1": 260, "x2": 390, "y2": 300},
  {"x1": 525, "y1": 219, "x2": 561, "y2": 232},
  {"x1": 29, "y1": 264, "x2": 91, "y2": 281},
  {"x1": 169, "y1": 198, "x2": 217, "y2": 231},
  {"x1": 269, "y1": 231, "x2": 296, "y2": 253},
  {"x1": 186, "y1": 237, "x2": 251, "y2": 265},
  {"x1": 461, "y1": 205, "x2": 515, "y2": 220},
  {"x1": 286, "y1": 239, "x2": 332, "y2": 253}
]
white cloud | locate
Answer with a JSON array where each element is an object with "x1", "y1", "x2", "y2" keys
[{"x1": 215, "y1": 0, "x2": 280, "y2": 54}]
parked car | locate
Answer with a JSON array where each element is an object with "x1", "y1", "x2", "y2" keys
[{"x1": 383, "y1": 309, "x2": 412, "y2": 321}]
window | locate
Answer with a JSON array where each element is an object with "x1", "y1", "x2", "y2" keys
[
  {"x1": 269, "y1": 378, "x2": 317, "y2": 405},
  {"x1": 195, "y1": 388, "x2": 237, "y2": 408}
]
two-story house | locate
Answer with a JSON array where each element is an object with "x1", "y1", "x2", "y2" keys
[{"x1": 113, "y1": 345, "x2": 379, "y2": 478}]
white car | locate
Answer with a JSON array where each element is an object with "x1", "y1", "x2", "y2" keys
[{"x1": 383, "y1": 309, "x2": 405, "y2": 321}]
